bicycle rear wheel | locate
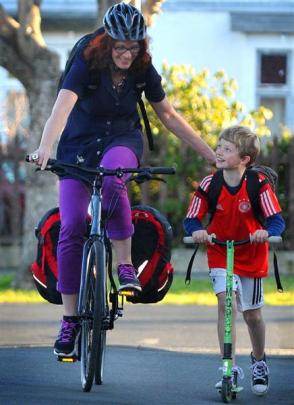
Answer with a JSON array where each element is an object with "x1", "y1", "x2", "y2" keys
[{"x1": 79, "y1": 240, "x2": 107, "y2": 392}]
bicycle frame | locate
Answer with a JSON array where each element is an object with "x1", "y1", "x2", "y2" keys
[
  {"x1": 77, "y1": 175, "x2": 117, "y2": 329},
  {"x1": 78, "y1": 177, "x2": 104, "y2": 315}
]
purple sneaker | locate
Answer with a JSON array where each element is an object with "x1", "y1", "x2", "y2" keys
[
  {"x1": 54, "y1": 316, "x2": 80, "y2": 357},
  {"x1": 117, "y1": 264, "x2": 142, "y2": 292}
]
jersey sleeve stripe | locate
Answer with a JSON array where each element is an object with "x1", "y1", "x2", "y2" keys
[
  {"x1": 199, "y1": 175, "x2": 213, "y2": 192},
  {"x1": 260, "y1": 189, "x2": 276, "y2": 216},
  {"x1": 187, "y1": 196, "x2": 201, "y2": 218}
]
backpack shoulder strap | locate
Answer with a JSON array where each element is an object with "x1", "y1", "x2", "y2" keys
[
  {"x1": 246, "y1": 169, "x2": 283, "y2": 291},
  {"x1": 185, "y1": 171, "x2": 223, "y2": 284},
  {"x1": 245, "y1": 169, "x2": 266, "y2": 223},
  {"x1": 137, "y1": 98, "x2": 153, "y2": 151},
  {"x1": 58, "y1": 27, "x2": 105, "y2": 94},
  {"x1": 207, "y1": 170, "x2": 224, "y2": 222},
  {"x1": 133, "y1": 66, "x2": 154, "y2": 151}
]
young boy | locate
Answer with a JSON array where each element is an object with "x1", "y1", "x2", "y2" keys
[{"x1": 183, "y1": 125, "x2": 285, "y2": 396}]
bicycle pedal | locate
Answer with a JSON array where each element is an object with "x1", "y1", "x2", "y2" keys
[
  {"x1": 118, "y1": 289, "x2": 137, "y2": 297},
  {"x1": 57, "y1": 355, "x2": 78, "y2": 363}
]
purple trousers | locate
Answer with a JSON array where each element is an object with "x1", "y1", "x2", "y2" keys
[{"x1": 57, "y1": 146, "x2": 138, "y2": 294}]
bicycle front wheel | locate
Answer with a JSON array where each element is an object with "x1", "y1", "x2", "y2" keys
[
  {"x1": 94, "y1": 240, "x2": 109, "y2": 385},
  {"x1": 79, "y1": 240, "x2": 107, "y2": 392}
]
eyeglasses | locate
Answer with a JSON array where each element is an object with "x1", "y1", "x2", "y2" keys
[{"x1": 113, "y1": 45, "x2": 140, "y2": 55}]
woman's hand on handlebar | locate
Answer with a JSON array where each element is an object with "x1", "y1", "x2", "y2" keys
[
  {"x1": 28, "y1": 146, "x2": 52, "y2": 170},
  {"x1": 250, "y1": 229, "x2": 269, "y2": 243},
  {"x1": 191, "y1": 230, "x2": 216, "y2": 244}
]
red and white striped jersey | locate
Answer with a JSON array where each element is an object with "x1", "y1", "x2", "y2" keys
[{"x1": 186, "y1": 173, "x2": 282, "y2": 278}]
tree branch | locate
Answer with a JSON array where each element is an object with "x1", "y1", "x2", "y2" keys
[
  {"x1": 0, "y1": 5, "x2": 20, "y2": 44},
  {"x1": 0, "y1": 37, "x2": 33, "y2": 88},
  {"x1": 17, "y1": 0, "x2": 46, "y2": 48},
  {"x1": 142, "y1": 0, "x2": 165, "y2": 27},
  {"x1": 0, "y1": 2, "x2": 60, "y2": 86}
]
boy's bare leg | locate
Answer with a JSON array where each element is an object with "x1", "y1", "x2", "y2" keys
[
  {"x1": 217, "y1": 292, "x2": 237, "y2": 365},
  {"x1": 243, "y1": 307, "x2": 270, "y2": 396},
  {"x1": 243, "y1": 308, "x2": 265, "y2": 359}
]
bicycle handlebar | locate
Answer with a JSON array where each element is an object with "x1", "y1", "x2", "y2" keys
[
  {"x1": 183, "y1": 235, "x2": 282, "y2": 246},
  {"x1": 26, "y1": 156, "x2": 176, "y2": 177}
]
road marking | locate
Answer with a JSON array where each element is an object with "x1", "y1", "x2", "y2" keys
[{"x1": 139, "y1": 338, "x2": 160, "y2": 345}]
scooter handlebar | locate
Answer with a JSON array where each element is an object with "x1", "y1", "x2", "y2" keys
[{"x1": 183, "y1": 235, "x2": 282, "y2": 245}]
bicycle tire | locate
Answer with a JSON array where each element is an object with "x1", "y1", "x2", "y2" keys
[
  {"x1": 79, "y1": 240, "x2": 107, "y2": 392},
  {"x1": 94, "y1": 241, "x2": 109, "y2": 385}
]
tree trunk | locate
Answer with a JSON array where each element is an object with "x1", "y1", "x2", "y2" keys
[
  {"x1": 15, "y1": 82, "x2": 60, "y2": 287},
  {"x1": 0, "y1": 1, "x2": 60, "y2": 287}
]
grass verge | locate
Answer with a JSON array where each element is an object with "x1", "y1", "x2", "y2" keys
[{"x1": 0, "y1": 274, "x2": 293, "y2": 305}]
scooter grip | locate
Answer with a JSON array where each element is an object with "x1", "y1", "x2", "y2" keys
[
  {"x1": 268, "y1": 236, "x2": 282, "y2": 245},
  {"x1": 183, "y1": 236, "x2": 194, "y2": 244},
  {"x1": 183, "y1": 236, "x2": 213, "y2": 244}
]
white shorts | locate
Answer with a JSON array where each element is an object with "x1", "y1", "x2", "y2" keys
[{"x1": 209, "y1": 268, "x2": 264, "y2": 312}]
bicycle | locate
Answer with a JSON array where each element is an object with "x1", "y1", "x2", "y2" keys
[
  {"x1": 183, "y1": 234, "x2": 282, "y2": 403},
  {"x1": 28, "y1": 157, "x2": 175, "y2": 392}
]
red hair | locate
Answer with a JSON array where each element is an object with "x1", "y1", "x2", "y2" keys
[{"x1": 83, "y1": 33, "x2": 151, "y2": 75}]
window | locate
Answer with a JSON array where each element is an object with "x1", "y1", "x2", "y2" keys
[{"x1": 260, "y1": 54, "x2": 287, "y2": 84}]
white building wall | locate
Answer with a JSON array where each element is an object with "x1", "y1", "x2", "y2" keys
[{"x1": 148, "y1": 10, "x2": 294, "y2": 126}]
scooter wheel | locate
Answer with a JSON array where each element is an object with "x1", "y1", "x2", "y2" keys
[{"x1": 221, "y1": 377, "x2": 233, "y2": 403}]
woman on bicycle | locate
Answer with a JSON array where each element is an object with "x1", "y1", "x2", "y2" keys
[{"x1": 29, "y1": 2, "x2": 215, "y2": 358}]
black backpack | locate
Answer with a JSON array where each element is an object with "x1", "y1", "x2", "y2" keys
[
  {"x1": 57, "y1": 27, "x2": 154, "y2": 151},
  {"x1": 185, "y1": 165, "x2": 283, "y2": 291},
  {"x1": 31, "y1": 205, "x2": 173, "y2": 305}
]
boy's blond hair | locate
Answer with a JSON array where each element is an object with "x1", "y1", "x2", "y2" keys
[{"x1": 219, "y1": 125, "x2": 260, "y2": 166}]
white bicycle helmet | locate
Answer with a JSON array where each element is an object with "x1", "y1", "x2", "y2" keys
[{"x1": 103, "y1": 2, "x2": 146, "y2": 41}]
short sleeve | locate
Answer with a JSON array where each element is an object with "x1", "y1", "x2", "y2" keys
[
  {"x1": 259, "y1": 182, "x2": 282, "y2": 218},
  {"x1": 144, "y1": 63, "x2": 165, "y2": 102},
  {"x1": 61, "y1": 52, "x2": 91, "y2": 97}
]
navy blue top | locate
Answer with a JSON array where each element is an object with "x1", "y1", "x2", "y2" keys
[{"x1": 56, "y1": 51, "x2": 165, "y2": 173}]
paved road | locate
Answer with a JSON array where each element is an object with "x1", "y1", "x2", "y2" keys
[
  {"x1": 0, "y1": 304, "x2": 293, "y2": 404},
  {"x1": 1, "y1": 304, "x2": 293, "y2": 354}
]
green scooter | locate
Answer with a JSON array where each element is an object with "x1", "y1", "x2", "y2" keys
[{"x1": 184, "y1": 235, "x2": 282, "y2": 403}]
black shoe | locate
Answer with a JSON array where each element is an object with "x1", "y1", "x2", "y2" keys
[
  {"x1": 54, "y1": 316, "x2": 80, "y2": 357},
  {"x1": 251, "y1": 352, "x2": 269, "y2": 396}
]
